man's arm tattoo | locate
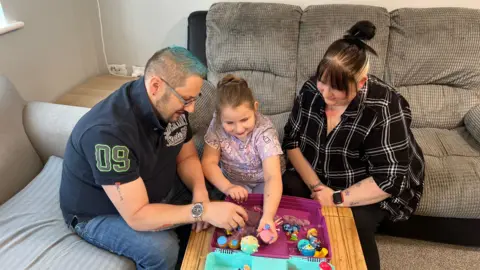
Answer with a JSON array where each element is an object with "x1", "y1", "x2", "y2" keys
[
  {"x1": 115, "y1": 182, "x2": 124, "y2": 201},
  {"x1": 350, "y1": 201, "x2": 359, "y2": 206}
]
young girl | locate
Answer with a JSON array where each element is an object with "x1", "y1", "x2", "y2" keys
[{"x1": 202, "y1": 74, "x2": 283, "y2": 243}]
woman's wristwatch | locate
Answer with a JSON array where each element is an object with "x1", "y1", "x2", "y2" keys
[{"x1": 333, "y1": 190, "x2": 344, "y2": 206}]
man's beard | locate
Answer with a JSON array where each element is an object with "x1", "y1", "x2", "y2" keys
[{"x1": 155, "y1": 93, "x2": 185, "y2": 123}]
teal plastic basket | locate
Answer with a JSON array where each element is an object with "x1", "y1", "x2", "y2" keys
[{"x1": 204, "y1": 249, "x2": 334, "y2": 270}]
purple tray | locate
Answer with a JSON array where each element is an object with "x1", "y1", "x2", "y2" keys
[{"x1": 210, "y1": 194, "x2": 332, "y2": 260}]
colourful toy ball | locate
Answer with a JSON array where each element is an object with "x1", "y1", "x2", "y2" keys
[
  {"x1": 297, "y1": 239, "x2": 310, "y2": 250},
  {"x1": 217, "y1": 236, "x2": 228, "y2": 248},
  {"x1": 240, "y1": 236, "x2": 259, "y2": 255},
  {"x1": 259, "y1": 229, "x2": 275, "y2": 244},
  {"x1": 228, "y1": 238, "x2": 240, "y2": 249},
  {"x1": 300, "y1": 244, "x2": 315, "y2": 256}
]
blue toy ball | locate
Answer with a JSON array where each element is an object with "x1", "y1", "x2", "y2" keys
[{"x1": 297, "y1": 239, "x2": 310, "y2": 250}]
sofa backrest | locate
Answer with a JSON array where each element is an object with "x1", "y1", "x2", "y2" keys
[
  {"x1": 205, "y1": 2, "x2": 302, "y2": 139},
  {"x1": 201, "y1": 3, "x2": 480, "y2": 135},
  {"x1": 0, "y1": 76, "x2": 43, "y2": 205},
  {"x1": 296, "y1": 5, "x2": 390, "y2": 91},
  {"x1": 386, "y1": 8, "x2": 480, "y2": 129}
]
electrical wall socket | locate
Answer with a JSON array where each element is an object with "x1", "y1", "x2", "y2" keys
[
  {"x1": 132, "y1": 66, "x2": 145, "y2": 77},
  {"x1": 108, "y1": 64, "x2": 128, "y2": 76}
]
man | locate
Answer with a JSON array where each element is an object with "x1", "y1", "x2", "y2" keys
[{"x1": 60, "y1": 46, "x2": 248, "y2": 270}]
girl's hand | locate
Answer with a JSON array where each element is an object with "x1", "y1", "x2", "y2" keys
[
  {"x1": 257, "y1": 216, "x2": 278, "y2": 244},
  {"x1": 225, "y1": 185, "x2": 249, "y2": 203}
]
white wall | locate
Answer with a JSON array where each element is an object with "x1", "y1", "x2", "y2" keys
[
  {"x1": 99, "y1": 0, "x2": 480, "y2": 71},
  {"x1": 0, "y1": 0, "x2": 104, "y2": 102}
]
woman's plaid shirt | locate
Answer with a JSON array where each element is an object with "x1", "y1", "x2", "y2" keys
[{"x1": 283, "y1": 75, "x2": 425, "y2": 221}]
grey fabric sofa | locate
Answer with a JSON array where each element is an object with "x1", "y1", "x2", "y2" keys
[
  {"x1": 0, "y1": 76, "x2": 135, "y2": 269},
  {"x1": 189, "y1": 2, "x2": 480, "y2": 245}
]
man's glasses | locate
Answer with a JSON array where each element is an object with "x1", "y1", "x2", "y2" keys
[{"x1": 159, "y1": 77, "x2": 201, "y2": 107}]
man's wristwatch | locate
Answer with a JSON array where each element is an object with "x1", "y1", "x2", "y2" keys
[
  {"x1": 333, "y1": 190, "x2": 344, "y2": 206},
  {"x1": 192, "y1": 202, "x2": 204, "y2": 222}
]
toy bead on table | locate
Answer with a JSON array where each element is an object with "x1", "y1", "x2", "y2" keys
[
  {"x1": 217, "y1": 236, "x2": 228, "y2": 248},
  {"x1": 241, "y1": 236, "x2": 259, "y2": 255},
  {"x1": 228, "y1": 238, "x2": 240, "y2": 249}
]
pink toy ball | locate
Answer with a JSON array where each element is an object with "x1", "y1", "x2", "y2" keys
[{"x1": 259, "y1": 230, "x2": 275, "y2": 244}]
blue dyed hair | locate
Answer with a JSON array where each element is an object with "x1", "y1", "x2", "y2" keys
[{"x1": 144, "y1": 46, "x2": 207, "y2": 87}]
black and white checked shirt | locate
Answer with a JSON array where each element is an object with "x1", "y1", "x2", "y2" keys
[{"x1": 283, "y1": 75, "x2": 425, "y2": 221}]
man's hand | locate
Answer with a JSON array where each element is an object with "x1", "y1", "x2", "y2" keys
[
  {"x1": 192, "y1": 189, "x2": 210, "y2": 232},
  {"x1": 257, "y1": 216, "x2": 278, "y2": 244},
  {"x1": 203, "y1": 201, "x2": 248, "y2": 231},
  {"x1": 311, "y1": 185, "x2": 335, "y2": 207},
  {"x1": 225, "y1": 185, "x2": 249, "y2": 203}
]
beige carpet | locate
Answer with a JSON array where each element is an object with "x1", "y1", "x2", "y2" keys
[{"x1": 377, "y1": 235, "x2": 480, "y2": 269}]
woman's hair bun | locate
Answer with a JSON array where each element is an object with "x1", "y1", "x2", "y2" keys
[
  {"x1": 217, "y1": 74, "x2": 248, "y2": 88},
  {"x1": 345, "y1": 20, "x2": 376, "y2": 41}
]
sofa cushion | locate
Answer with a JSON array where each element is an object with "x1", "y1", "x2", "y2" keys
[
  {"x1": 0, "y1": 76, "x2": 43, "y2": 205},
  {"x1": 0, "y1": 156, "x2": 134, "y2": 269},
  {"x1": 296, "y1": 5, "x2": 390, "y2": 91},
  {"x1": 205, "y1": 2, "x2": 301, "y2": 123},
  {"x1": 397, "y1": 85, "x2": 480, "y2": 129},
  {"x1": 412, "y1": 128, "x2": 480, "y2": 219},
  {"x1": 386, "y1": 8, "x2": 480, "y2": 128}
]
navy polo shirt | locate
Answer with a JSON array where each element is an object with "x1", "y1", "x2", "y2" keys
[{"x1": 59, "y1": 77, "x2": 192, "y2": 225}]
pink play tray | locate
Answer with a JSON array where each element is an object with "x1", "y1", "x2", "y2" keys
[{"x1": 210, "y1": 194, "x2": 332, "y2": 261}]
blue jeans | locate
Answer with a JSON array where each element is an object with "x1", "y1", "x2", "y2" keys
[
  {"x1": 70, "y1": 180, "x2": 224, "y2": 270},
  {"x1": 74, "y1": 215, "x2": 179, "y2": 270}
]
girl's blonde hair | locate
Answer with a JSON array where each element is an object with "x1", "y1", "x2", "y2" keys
[{"x1": 216, "y1": 74, "x2": 256, "y2": 117}]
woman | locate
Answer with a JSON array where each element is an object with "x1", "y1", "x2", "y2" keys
[{"x1": 282, "y1": 21, "x2": 425, "y2": 270}]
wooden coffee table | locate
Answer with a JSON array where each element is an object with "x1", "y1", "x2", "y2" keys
[{"x1": 180, "y1": 206, "x2": 367, "y2": 270}]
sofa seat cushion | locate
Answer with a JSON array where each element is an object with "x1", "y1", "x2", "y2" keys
[
  {"x1": 412, "y1": 128, "x2": 480, "y2": 219},
  {"x1": 0, "y1": 156, "x2": 134, "y2": 269}
]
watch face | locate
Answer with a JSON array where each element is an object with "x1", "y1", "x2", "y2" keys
[
  {"x1": 192, "y1": 203, "x2": 203, "y2": 217},
  {"x1": 333, "y1": 191, "x2": 343, "y2": 204}
]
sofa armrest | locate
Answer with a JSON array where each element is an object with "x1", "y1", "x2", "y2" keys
[
  {"x1": 23, "y1": 102, "x2": 89, "y2": 162},
  {"x1": 464, "y1": 105, "x2": 480, "y2": 143}
]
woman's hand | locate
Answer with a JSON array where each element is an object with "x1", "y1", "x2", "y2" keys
[
  {"x1": 257, "y1": 216, "x2": 278, "y2": 244},
  {"x1": 225, "y1": 185, "x2": 249, "y2": 203},
  {"x1": 311, "y1": 185, "x2": 335, "y2": 206}
]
